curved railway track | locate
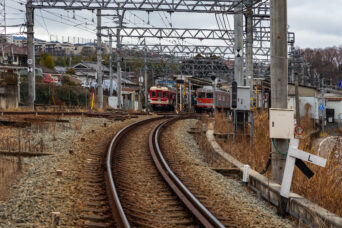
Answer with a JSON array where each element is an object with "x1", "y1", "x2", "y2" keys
[{"x1": 105, "y1": 116, "x2": 224, "y2": 228}]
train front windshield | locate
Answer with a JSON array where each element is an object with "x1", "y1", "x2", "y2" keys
[{"x1": 198, "y1": 92, "x2": 205, "y2": 98}]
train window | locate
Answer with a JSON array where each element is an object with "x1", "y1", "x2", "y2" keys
[
  {"x1": 198, "y1": 92, "x2": 205, "y2": 98},
  {"x1": 151, "y1": 91, "x2": 156, "y2": 97},
  {"x1": 157, "y1": 91, "x2": 162, "y2": 97},
  {"x1": 207, "y1": 93, "x2": 213, "y2": 98},
  {"x1": 163, "y1": 92, "x2": 168, "y2": 98}
]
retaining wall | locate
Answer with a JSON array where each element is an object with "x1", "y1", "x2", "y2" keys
[
  {"x1": 0, "y1": 85, "x2": 18, "y2": 110},
  {"x1": 206, "y1": 129, "x2": 342, "y2": 228}
]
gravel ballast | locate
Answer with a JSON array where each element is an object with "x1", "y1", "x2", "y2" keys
[
  {"x1": 0, "y1": 115, "x2": 149, "y2": 227},
  {"x1": 161, "y1": 119, "x2": 295, "y2": 227}
]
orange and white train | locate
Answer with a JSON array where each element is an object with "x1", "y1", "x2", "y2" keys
[
  {"x1": 149, "y1": 86, "x2": 176, "y2": 111},
  {"x1": 195, "y1": 86, "x2": 230, "y2": 112}
]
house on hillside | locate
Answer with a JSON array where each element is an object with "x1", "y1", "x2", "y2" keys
[
  {"x1": 72, "y1": 62, "x2": 110, "y2": 83},
  {"x1": 0, "y1": 44, "x2": 27, "y2": 66}
]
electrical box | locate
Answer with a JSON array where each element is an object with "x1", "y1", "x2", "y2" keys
[
  {"x1": 269, "y1": 108, "x2": 294, "y2": 139},
  {"x1": 230, "y1": 86, "x2": 250, "y2": 110}
]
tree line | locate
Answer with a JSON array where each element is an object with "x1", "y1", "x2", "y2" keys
[{"x1": 301, "y1": 46, "x2": 342, "y2": 84}]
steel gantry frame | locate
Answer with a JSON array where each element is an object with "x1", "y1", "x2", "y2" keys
[
  {"x1": 32, "y1": 0, "x2": 241, "y2": 13},
  {"x1": 103, "y1": 26, "x2": 295, "y2": 43},
  {"x1": 28, "y1": 0, "x2": 295, "y2": 110},
  {"x1": 122, "y1": 55, "x2": 232, "y2": 79}
]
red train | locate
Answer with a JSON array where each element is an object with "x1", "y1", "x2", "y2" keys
[
  {"x1": 149, "y1": 86, "x2": 176, "y2": 111},
  {"x1": 195, "y1": 86, "x2": 230, "y2": 112}
]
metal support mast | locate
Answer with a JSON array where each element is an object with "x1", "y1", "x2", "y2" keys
[
  {"x1": 270, "y1": 0, "x2": 288, "y2": 186},
  {"x1": 97, "y1": 9, "x2": 103, "y2": 109},
  {"x1": 109, "y1": 33, "x2": 114, "y2": 96},
  {"x1": 0, "y1": 0, "x2": 6, "y2": 35},
  {"x1": 321, "y1": 79, "x2": 325, "y2": 132},
  {"x1": 292, "y1": 43, "x2": 300, "y2": 126},
  {"x1": 116, "y1": 11, "x2": 123, "y2": 109},
  {"x1": 144, "y1": 46, "x2": 148, "y2": 110},
  {"x1": 234, "y1": 0, "x2": 244, "y2": 86},
  {"x1": 246, "y1": 0, "x2": 254, "y2": 144},
  {"x1": 26, "y1": 0, "x2": 35, "y2": 109},
  {"x1": 246, "y1": 0, "x2": 254, "y2": 106}
]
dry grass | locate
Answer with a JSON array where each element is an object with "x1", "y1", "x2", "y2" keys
[
  {"x1": 216, "y1": 111, "x2": 271, "y2": 176},
  {"x1": 214, "y1": 112, "x2": 230, "y2": 134},
  {"x1": 292, "y1": 139, "x2": 342, "y2": 217},
  {"x1": 214, "y1": 111, "x2": 342, "y2": 217},
  {"x1": 0, "y1": 156, "x2": 22, "y2": 201}
]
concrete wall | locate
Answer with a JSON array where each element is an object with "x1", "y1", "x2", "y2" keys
[
  {"x1": 288, "y1": 96, "x2": 319, "y2": 120},
  {"x1": 326, "y1": 100, "x2": 342, "y2": 121},
  {"x1": 0, "y1": 85, "x2": 18, "y2": 110},
  {"x1": 206, "y1": 130, "x2": 342, "y2": 228},
  {"x1": 288, "y1": 84, "x2": 318, "y2": 97}
]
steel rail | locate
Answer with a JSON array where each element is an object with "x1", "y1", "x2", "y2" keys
[
  {"x1": 105, "y1": 117, "x2": 164, "y2": 228},
  {"x1": 149, "y1": 117, "x2": 225, "y2": 228}
]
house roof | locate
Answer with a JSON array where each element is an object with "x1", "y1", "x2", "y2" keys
[
  {"x1": 0, "y1": 44, "x2": 27, "y2": 55},
  {"x1": 55, "y1": 66, "x2": 67, "y2": 73},
  {"x1": 13, "y1": 36, "x2": 46, "y2": 42},
  {"x1": 326, "y1": 97, "x2": 342, "y2": 101},
  {"x1": 73, "y1": 62, "x2": 110, "y2": 72},
  {"x1": 36, "y1": 65, "x2": 55, "y2": 74}
]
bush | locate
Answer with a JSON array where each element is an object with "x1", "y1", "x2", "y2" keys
[
  {"x1": 20, "y1": 82, "x2": 90, "y2": 107},
  {"x1": 66, "y1": 68, "x2": 75, "y2": 75}
]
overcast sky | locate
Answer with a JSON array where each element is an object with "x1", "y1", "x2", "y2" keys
[{"x1": 4, "y1": 0, "x2": 342, "y2": 49}]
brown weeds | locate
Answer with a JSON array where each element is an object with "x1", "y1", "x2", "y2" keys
[
  {"x1": 0, "y1": 156, "x2": 22, "y2": 201},
  {"x1": 292, "y1": 138, "x2": 342, "y2": 217},
  {"x1": 217, "y1": 111, "x2": 271, "y2": 176},
  {"x1": 215, "y1": 111, "x2": 342, "y2": 217}
]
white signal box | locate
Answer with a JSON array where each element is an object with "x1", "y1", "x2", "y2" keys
[{"x1": 269, "y1": 108, "x2": 294, "y2": 139}]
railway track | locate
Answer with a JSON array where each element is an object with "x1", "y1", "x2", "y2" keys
[{"x1": 105, "y1": 117, "x2": 224, "y2": 228}]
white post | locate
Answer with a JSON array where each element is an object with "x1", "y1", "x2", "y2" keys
[
  {"x1": 280, "y1": 139, "x2": 327, "y2": 198},
  {"x1": 242, "y1": 165, "x2": 250, "y2": 184}
]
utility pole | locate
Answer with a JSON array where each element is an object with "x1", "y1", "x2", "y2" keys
[
  {"x1": 180, "y1": 81, "x2": 183, "y2": 112},
  {"x1": 144, "y1": 46, "x2": 148, "y2": 110},
  {"x1": 246, "y1": 0, "x2": 254, "y2": 144},
  {"x1": 96, "y1": 9, "x2": 103, "y2": 109},
  {"x1": 109, "y1": 33, "x2": 114, "y2": 96},
  {"x1": 246, "y1": 0, "x2": 254, "y2": 107},
  {"x1": 188, "y1": 79, "x2": 192, "y2": 112},
  {"x1": 292, "y1": 44, "x2": 300, "y2": 126},
  {"x1": 270, "y1": 0, "x2": 288, "y2": 185},
  {"x1": 321, "y1": 79, "x2": 325, "y2": 132},
  {"x1": 213, "y1": 79, "x2": 216, "y2": 112},
  {"x1": 234, "y1": 0, "x2": 244, "y2": 86},
  {"x1": 116, "y1": 11, "x2": 123, "y2": 109},
  {"x1": 139, "y1": 69, "x2": 143, "y2": 110},
  {"x1": 151, "y1": 64, "x2": 154, "y2": 86},
  {"x1": 26, "y1": 0, "x2": 35, "y2": 109}
]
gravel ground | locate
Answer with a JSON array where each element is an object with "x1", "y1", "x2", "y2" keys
[
  {"x1": 0, "y1": 115, "x2": 149, "y2": 227},
  {"x1": 161, "y1": 119, "x2": 295, "y2": 228}
]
